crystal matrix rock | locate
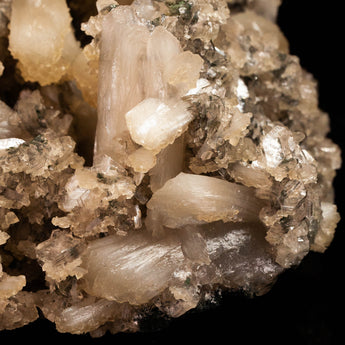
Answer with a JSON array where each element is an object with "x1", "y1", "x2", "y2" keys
[{"x1": 0, "y1": 0, "x2": 341, "y2": 337}]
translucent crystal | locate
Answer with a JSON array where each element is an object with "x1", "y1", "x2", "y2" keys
[
  {"x1": 81, "y1": 233, "x2": 185, "y2": 305},
  {"x1": 94, "y1": 6, "x2": 202, "y2": 163},
  {"x1": 9, "y1": 0, "x2": 81, "y2": 85},
  {"x1": 125, "y1": 98, "x2": 192, "y2": 153},
  {"x1": 127, "y1": 147, "x2": 157, "y2": 173},
  {"x1": 0, "y1": 0, "x2": 341, "y2": 336},
  {"x1": 147, "y1": 172, "x2": 264, "y2": 234},
  {"x1": 0, "y1": 273, "x2": 26, "y2": 300}
]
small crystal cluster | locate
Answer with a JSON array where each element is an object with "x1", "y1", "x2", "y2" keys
[{"x1": 0, "y1": 0, "x2": 341, "y2": 336}]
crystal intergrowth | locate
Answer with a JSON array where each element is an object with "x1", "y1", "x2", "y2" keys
[{"x1": 0, "y1": 0, "x2": 341, "y2": 336}]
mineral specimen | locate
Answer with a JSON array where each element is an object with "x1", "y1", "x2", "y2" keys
[{"x1": 0, "y1": 0, "x2": 341, "y2": 336}]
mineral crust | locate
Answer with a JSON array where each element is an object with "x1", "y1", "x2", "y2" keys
[{"x1": 0, "y1": 0, "x2": 341, "y2": 336}]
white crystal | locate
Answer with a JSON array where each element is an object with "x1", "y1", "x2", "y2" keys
[
  {"x1": 146, "y1": 172, "x2": 265, "y2": 235},
  {"x1": 81, "y1": 234, "x2": 184, "y2": 305},
  {"x1": 125, "y1": 98, "x2": 193, "y2": 153},
  {"x1": 127, "y1": 147, "x2": 157, "y2": 173},
  {"x1": 0, "y1": 138, "x2": 25, "y2": 150}
]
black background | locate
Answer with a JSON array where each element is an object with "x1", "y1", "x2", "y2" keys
[{"x1": 1, "y1": 1, "x2": 344, "y2": 344}]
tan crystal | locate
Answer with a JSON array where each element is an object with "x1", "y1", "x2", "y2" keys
[
  {"x1": 125, "y1": 98, "x2": 193, "y2": 153},
  {"x1": 9, "y1": 0, "x2": 81, "y2": 85},
  {"x1": 81, "y1": 233, "x2": 185, "y2": 305},
  {"x1": 94, "y1": 6, "x2": 202, "y2": 163},
  {"x1": 0, "y1": 231, "x2": 9, "y2": 246},
  {"x1": 149, "y1": 135, "x2": 186, "y2": 192},
  {"x1": 127, "y1": 147, "x2": 157, "y2": 173},
  {"x1": 0, "y1": 274, "x2": 26, "y2": 300},
  {"x1": 36, "y1": 230, "x2": 86, "y2": 282},
  {"x1": 311, "y1": 202, "x2": 341, "y2": 253},
  {"x1": 0, "y1": 0, "x2": 341, "y2": 336},
  {"x1": 146, "y1": 172, "x2": 264, "y2": 235},
  {"x1": 55, "y1": 299, "x2": 124, "y2": 335}
]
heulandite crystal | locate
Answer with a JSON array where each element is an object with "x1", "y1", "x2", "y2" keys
[{"x1": 0, "y1": 0, "x2": 341, "y2": 336}]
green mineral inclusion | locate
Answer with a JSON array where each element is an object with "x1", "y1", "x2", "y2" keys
[{"x1": 166, "y1": 1, "x2": 191, "y2": 16}]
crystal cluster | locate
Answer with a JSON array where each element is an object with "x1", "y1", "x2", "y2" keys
[{"x1": 0, "y1": 0, "x2": 341, "y2": 336}]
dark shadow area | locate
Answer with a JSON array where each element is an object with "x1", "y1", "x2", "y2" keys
[{"x1": 66, "y1": 0, "x2": 98, "y2": 47}]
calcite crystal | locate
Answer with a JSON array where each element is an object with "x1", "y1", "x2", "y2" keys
[{"x1": 0, "y1": 0, "x2": 341, "y2": 336}]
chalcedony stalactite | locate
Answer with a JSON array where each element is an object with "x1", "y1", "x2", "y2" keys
[{"x1": 0, "y1": 0, "x2": 341, "y2": 336}]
